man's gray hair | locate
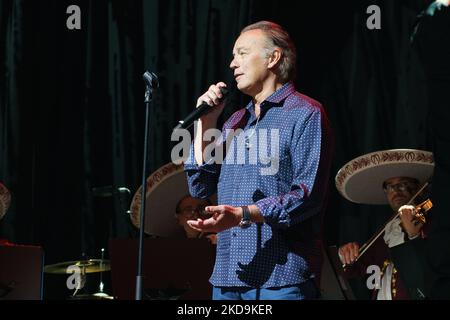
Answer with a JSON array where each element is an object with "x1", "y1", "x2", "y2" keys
[{"x1": 241, "y1": 21, "x2": 297, "y2": 83}]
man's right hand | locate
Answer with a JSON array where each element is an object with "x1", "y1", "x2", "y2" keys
[
  {"x1": 196, "y1": 82, "x2": 227, "y2": 124},
  {"x1": 338, "y1": 242, "x2": 360, "y2": 265}
]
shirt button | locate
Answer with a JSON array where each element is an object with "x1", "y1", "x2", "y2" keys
[{"x1": 232, "y1": 232, "x2": 237, "y2": 237}]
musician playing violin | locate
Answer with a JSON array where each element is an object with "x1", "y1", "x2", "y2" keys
[{"x1": 335, "y1": 149, "x2": 434, "y2": 300}]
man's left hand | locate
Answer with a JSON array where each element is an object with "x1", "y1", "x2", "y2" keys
[
  {"x1": 187, "y1": 205, "x2": 242, "y2": 233},
  {"x1": 398, "y1": 205, "x2": 423, "y2": 238}
]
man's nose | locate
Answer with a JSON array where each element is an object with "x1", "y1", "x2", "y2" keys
[
  {"x1": 189, "y1": 211, "x2": 199, "y2": 219},
  {"x1": 393, "y1": 190, "x2": 406, "y2": 198},
  {"x1": 230, "y1": 58, "x2": 237, "y2": 69}
]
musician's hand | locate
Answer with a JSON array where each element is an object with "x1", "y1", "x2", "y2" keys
[
  {"x1": 205, "y1": 233, "x2": 217, "y2": 245},
  {"x1": 338, "y1": 242, "x2": 360, "y2": 265},
  {"x1": 187, "y1": 205, "x2": 241, "y2": 233},
  {"x1": 398, "y1": 205, "x2": 423, "y2": 238},
  {"x1": 195, "y1": 82, "x2": 227, "y2": 124}
]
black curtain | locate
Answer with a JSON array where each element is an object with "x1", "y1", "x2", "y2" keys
[{"x1": 1, "y1": 0, "x2": 436, "y2": 299}]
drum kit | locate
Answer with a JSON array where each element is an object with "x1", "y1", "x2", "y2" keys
[
  {"x1": 2, "y1": 181, "x2": 114, "y2": 300},
  {"x1": 43, "y1": 251, "x2": 114, "y2": 300},
  {"x1": 44, "y1": 259, "x2": 111, "y2": 274},
  {"x1": 1, "y1": 162, "x2": 216, "y2": 300}
]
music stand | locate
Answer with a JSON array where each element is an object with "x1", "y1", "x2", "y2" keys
[
  {"x1": 325, "y1": 245, "x2": 356, "y2": 300},
  {"x1": 110, "y1": 238, "x2": 215, "y2": 300},
  {"x1": 0, "y1": 244, "x2": 44, "y2": 300}
]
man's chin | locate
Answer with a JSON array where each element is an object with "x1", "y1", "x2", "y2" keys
[{"x1": 236, "y1": 82, "x2": 249, "y2": 93}]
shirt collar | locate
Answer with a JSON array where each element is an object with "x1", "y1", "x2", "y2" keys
[{"x1": 245, "y1": 82, "x2": 295, "y2": 113}]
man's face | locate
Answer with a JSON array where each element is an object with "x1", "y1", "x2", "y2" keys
[
  {"x1": 176, "y1": 197, "x2": 209, "y2": 227},
  {"x1": 230, "y1": 29, "x2": 272, "y2": 96},
  {"x1": 383, "y1": 177, "x2": 420, "y2": 211}
]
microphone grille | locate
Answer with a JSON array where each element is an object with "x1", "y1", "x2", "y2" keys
[{"x1": 219, "y1": 87, "x2": 229, "y2": 100}]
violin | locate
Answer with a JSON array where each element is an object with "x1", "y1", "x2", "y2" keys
[
  {"x1": 412, "y1": 198, "x2": 433, "y2": 225},
  {"x1": 342, "y1": 182, "x2": 432, "y2": 268}
]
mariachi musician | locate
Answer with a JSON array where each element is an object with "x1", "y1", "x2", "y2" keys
[{"x1": 335, "y1": 149, "x2": 434, "y2": 300}]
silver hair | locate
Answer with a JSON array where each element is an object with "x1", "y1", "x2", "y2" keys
[{"x1": 241, "y1": 21, "x2": 297, "y2": 83}]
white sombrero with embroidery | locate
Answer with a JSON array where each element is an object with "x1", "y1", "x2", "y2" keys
[
  {"x1": 0, "y1": 182, "x2": 11, "y2": 221},
  {"x1": 129, "y1": 162, "x2": 216, "y2": 237},
  {"x1": 335, "y1": 149, "x2": 434, "y2": 205},
  {"x1": 129, "y1": 163, "x2": 188, "y2": 237}
]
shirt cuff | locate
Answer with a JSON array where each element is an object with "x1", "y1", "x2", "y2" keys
[
  {"x1": 254, "y1": 198, "x2": 271, "y2": 219},
  {"x1": 254, "y1": 197, "x2": 290, "y2": 228}
]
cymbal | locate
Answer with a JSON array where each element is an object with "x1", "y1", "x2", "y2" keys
[
  {"x1": 44, "y1": 259, "x2": 111, "y2": 274},
  {"x1": 69, "y1": 293, "x2": 114, "y2": 300}
]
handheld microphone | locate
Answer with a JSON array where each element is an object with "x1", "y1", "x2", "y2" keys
[{"x1": 173, "y1": 87, "x2": 229, "y2": 131}]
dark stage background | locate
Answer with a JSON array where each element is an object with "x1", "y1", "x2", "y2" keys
[{"x1": 0, "y1": 0, "x2": 434, "y2": 299}]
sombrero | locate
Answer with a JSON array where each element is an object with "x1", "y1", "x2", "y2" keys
[
  {"x1": 335, "y1": 149, "x2": 434, "y2": 205},
  {"x1": 129, "y1": 162, "x2": 216, "y2": 237},
  {"x1": 0, "y1": 182, "x2": 11, "y2": 221}
]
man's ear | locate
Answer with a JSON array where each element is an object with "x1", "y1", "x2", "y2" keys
[{"x1": 267, "y1": 48, "x2": 282, "y2": 69}]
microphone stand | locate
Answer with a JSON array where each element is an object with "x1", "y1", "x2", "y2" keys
[{"x1": 136, "y1": 71, "x2": 159, "y2": 300}]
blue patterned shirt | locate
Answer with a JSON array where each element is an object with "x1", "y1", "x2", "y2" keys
[{"x1": 184, "y1": 82, "x2": 333, "y2": 288}]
